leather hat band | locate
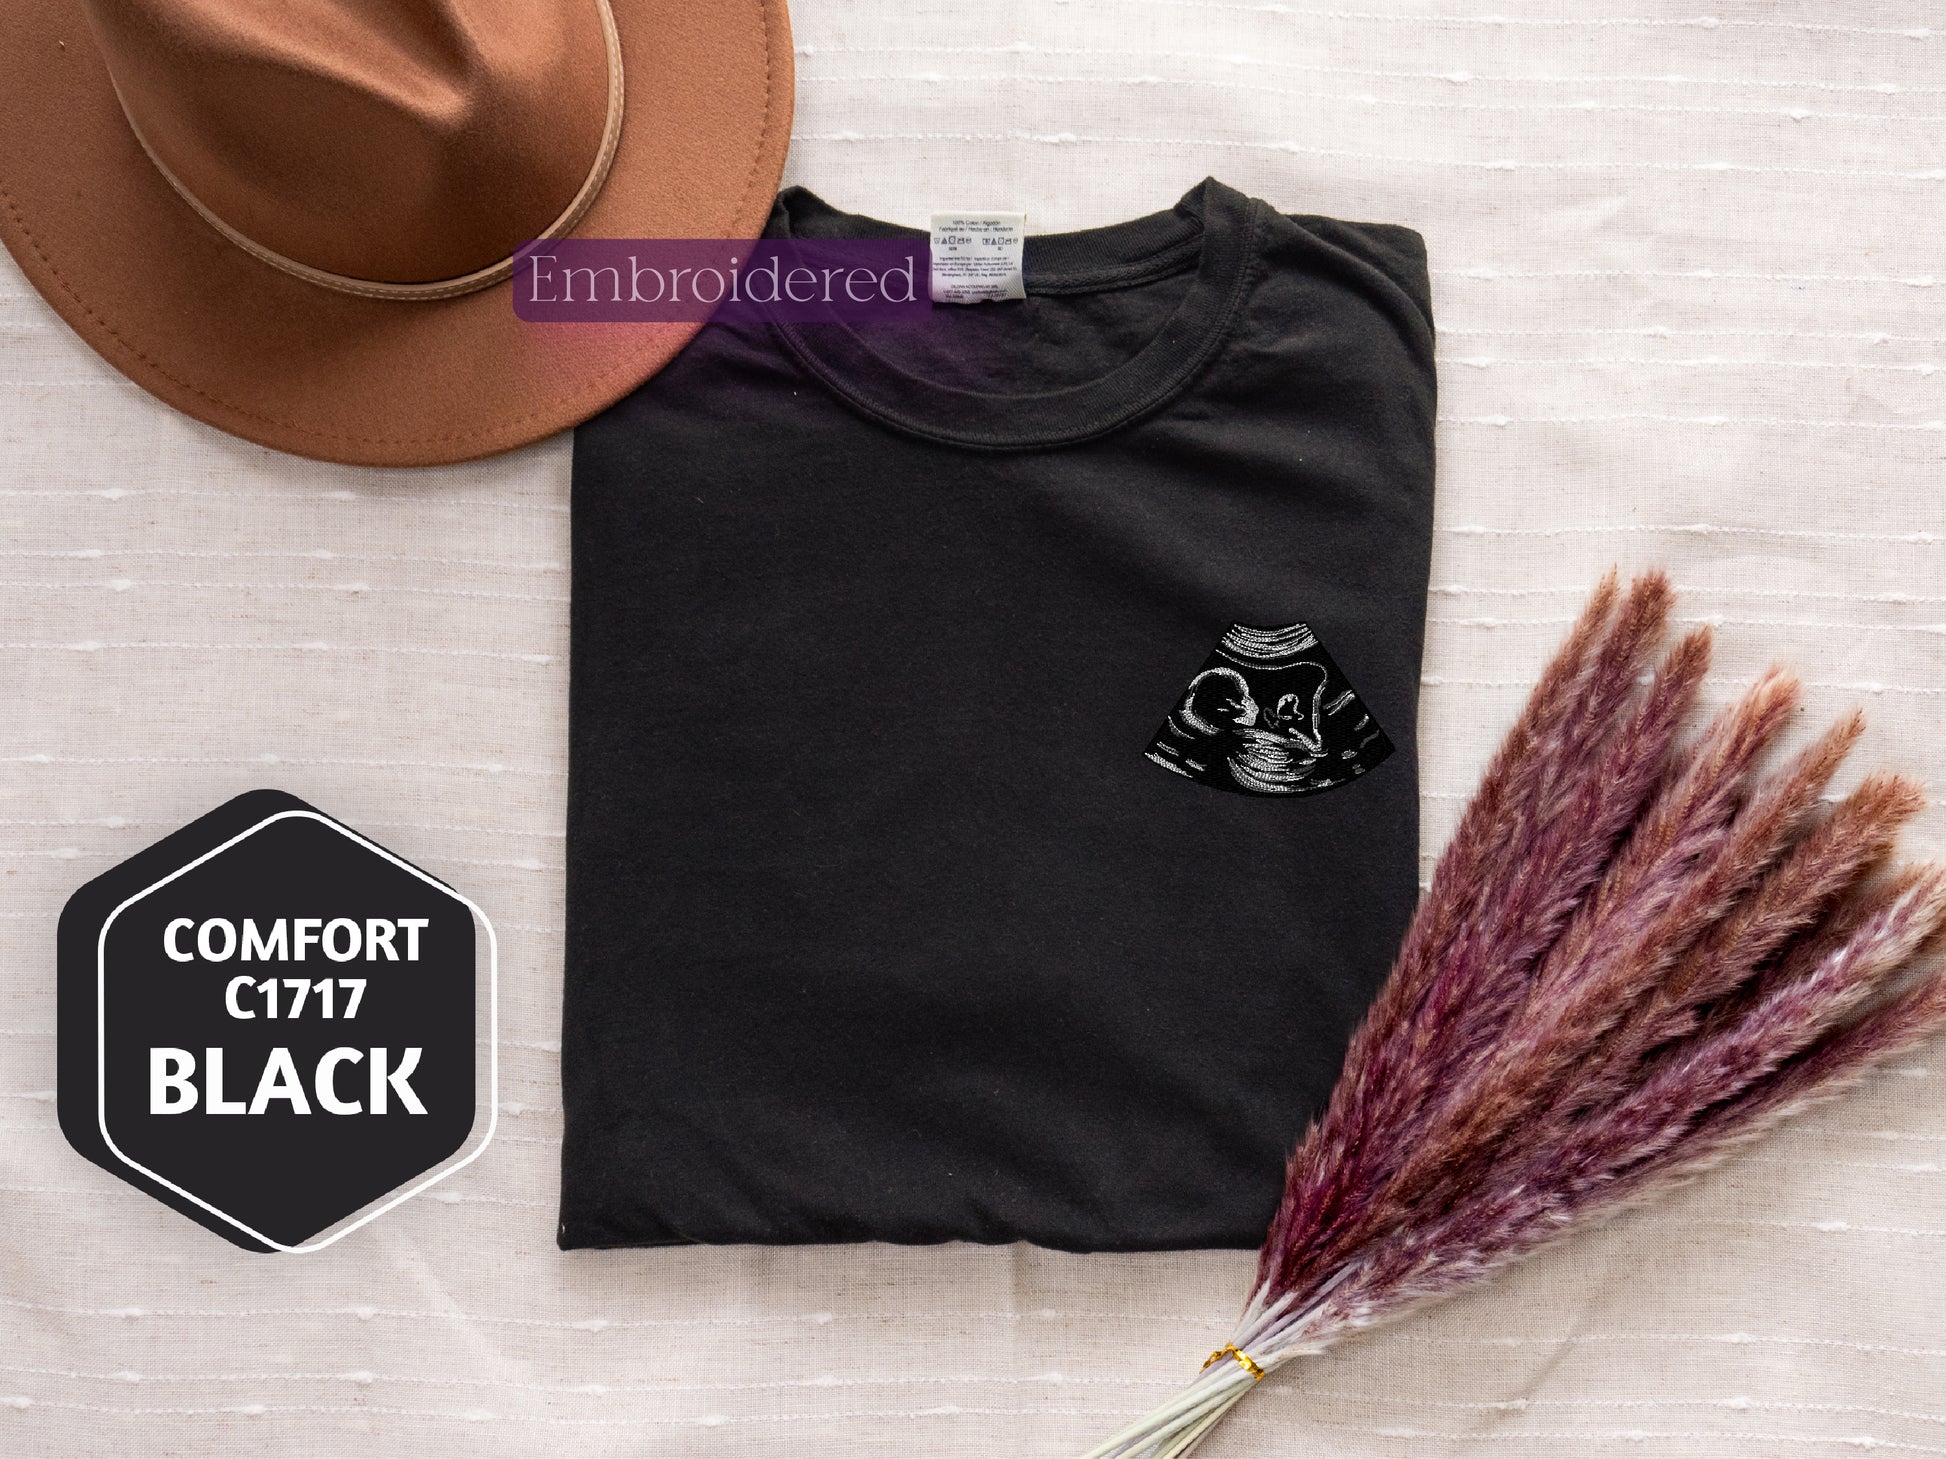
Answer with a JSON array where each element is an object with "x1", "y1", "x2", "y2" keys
[{"x1": 107, "y1": 0, "x2": 626, "y2": 303}]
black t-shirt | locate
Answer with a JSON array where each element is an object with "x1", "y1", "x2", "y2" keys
[{"x1": 562, "y1": 179, "x2": 1436, "y2": 1251}]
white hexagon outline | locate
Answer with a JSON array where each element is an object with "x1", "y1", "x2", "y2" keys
[{"x1": 95, "y1": 808, "x2": 498, "y2": 1253}]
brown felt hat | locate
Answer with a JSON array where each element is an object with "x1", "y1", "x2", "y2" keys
[{"x1": 0, "y1": 0, "x2": 794, "y2": 466}]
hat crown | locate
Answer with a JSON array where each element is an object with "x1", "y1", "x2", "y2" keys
[{"x1": 83, "y1": 0, "x2": 614, "y2": 284}]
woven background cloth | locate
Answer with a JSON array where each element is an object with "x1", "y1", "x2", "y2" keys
[{"x1": 3, "y1": 1, "x2": 1944, "y2": 1454}]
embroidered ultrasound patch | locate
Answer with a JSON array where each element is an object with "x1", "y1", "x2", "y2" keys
[{"x1": 1145, "y1": 622, "x2": 1392, "y2": 797}]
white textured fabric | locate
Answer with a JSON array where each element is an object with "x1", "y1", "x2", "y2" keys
[{"x1": 3, "y1": 2, "x2": 1944, "y2": 1454}]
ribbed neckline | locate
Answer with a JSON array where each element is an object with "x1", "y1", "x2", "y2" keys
[{"x1": 765, "y1": 178, "x2": 1262, "y2": 451}]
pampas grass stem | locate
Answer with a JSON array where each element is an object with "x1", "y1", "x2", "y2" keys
[{"x1": 1078, "y1": 571, "x2": 1946, "y2": 1459}]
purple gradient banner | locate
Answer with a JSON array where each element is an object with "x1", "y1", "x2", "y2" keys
[{"x1": 512, "y1": 239, "x2": 931, "y2": 323}]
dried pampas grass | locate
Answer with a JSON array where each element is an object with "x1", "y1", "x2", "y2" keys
[{"x1": 1080, "y1": 571, "x2": 1946, "y2": 1459}]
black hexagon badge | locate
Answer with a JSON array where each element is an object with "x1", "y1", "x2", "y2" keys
[{"x1": 58, "y1": 790, "x2": 496, "y2": 1251}]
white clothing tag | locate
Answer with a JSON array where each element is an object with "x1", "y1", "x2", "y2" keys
[{"x1": 928, "y1": 212, "x2": 1026, "y2": 304}]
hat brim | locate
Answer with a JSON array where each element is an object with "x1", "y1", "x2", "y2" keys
[{"x1": 0, "y1": 0, "x2": 793, "y2": 467}]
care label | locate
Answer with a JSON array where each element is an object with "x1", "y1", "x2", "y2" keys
[
  {"x1": 58, "y1": 789, "x2": 496, "y2": 1252},
  {"x1": 929, "y1": 211, "x2": 1027, "y2": 304}
]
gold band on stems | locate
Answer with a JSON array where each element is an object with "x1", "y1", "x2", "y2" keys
[{"x1": 1201, "y1": 1344, "x2": 1265, "y2": 1382}]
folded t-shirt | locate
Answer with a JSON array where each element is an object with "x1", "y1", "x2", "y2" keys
[{"x1": 561, "y1": 179, "x2": 1436, "y2": 1251}]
